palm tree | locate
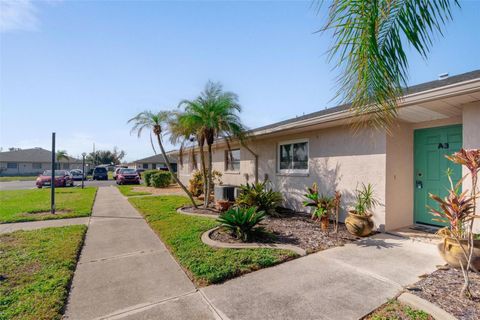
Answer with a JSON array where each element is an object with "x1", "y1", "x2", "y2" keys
[
  {"x1": 320, "y1": 0, "x2": 459, "y2": 130},
  {"x1": 128, "y1": 110, "x2": 197, "y2": 207},
  {"x1": 56, "y1": 150, "x2": 69, "y2": 169},
  {"x1": 179, "y1": 81, "x2": 246, "y2": 207}
]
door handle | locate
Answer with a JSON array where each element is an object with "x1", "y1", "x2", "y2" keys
[{"x1": 416, "y1": 180, "x2": 423, "y2": 189}]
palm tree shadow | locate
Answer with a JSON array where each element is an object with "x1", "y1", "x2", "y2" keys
[{"x1": 354, "y1": 237, "x2": 403, "y2": 249}]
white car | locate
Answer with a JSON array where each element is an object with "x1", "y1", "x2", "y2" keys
[{"x1": 70, "y1": 169, "x2": 85, "y2": 181}]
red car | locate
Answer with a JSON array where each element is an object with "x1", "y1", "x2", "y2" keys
[
  {"x1": 115, "y1": 168, "x2": 140, "y2": 185},
  {"x1": 36, "y1": 170, "x2": 74, "y2": 188}
]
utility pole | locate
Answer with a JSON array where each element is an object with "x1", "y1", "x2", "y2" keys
[
  {"x1": 51, "y1": 132, "x2": 56, "y2": 214},
  {"x1": 82, "y1": 152, "x2": 86, "y2": 189}
]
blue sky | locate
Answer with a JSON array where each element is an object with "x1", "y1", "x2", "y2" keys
[{"x1": 1, "y1": 0, "x2": 479, "y2": 161}]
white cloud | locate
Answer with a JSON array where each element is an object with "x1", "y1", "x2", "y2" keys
[{"x1": 1, "y1": 0, "x2": 39, "y2": 32}]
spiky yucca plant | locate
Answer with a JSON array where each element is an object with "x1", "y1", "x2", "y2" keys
[{"x1": 217, "y1": 207, "x2": 265, "y2": 242}]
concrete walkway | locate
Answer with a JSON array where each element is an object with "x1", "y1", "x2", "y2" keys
[
  {"x1": 202, "y1": 233, "x2": 443, "y2": 320},
  {"x1": 64, "y1": 187, "x2": 217, "y2": 320},
  {"x1": 0, "y1": 217, "x2": 89, "y2": 234}
]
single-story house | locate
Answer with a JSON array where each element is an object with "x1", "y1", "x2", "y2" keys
[
  {"x1": 176, "y1": 70, "x2": 480, "y2": 232},
  {"x1": 0, "y1": 148, "x2": 84, "y2": 176},
  {"x1": 130, "y1": 152, "x2": 178, "y2": 172}
]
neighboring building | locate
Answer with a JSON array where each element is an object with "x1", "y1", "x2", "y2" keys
[
  {"x1": 0, "y1": 148, "x2": 83, "y2": 176},
  {"x1": 177, "y1": 70, "x2": 480, "y2": 232},
  {"x1": 130, "y1": 152, "x2": 178, "y2": 172}
]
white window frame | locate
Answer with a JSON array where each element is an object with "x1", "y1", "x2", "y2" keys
[
  {"x1": 225, "y1": 149, "x2": 241, "y2": 172},
  {"x1": 277, "y1": 138, "x2": 309, "y2": 175}
]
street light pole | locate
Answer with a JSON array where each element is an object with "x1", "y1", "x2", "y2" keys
[
  {"x1": 82, "y1": 152, "x2": 86, "y2": 189},
  {"x1": 51, "y1": 132, "x2": 56, "y2": 214}
]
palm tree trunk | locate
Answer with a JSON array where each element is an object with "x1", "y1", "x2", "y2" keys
[
  {"x1": 206, "y1": 143, "x2": 213, "y2": 207},
  {"x1": 155, "y1": 133, "x2": 197, "y2": 208},
  {"x1": 198, "y1": 142, "x2": 208, "y2": 208}
]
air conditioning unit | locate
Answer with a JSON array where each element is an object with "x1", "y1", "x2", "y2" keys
[{"x1": 214, "y1": 185, "x2": 236, "y2": 201}]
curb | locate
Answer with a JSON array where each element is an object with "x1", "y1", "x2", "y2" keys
[
  {"x1": 176, "y1": 207, "x2": 219, "y2": 219},
  {"x1": 398, "y1": 292, "x2": 457, "y2": 320},
  {"x1": 201, "y1": 227, "x2": 307, "y2": 256}
]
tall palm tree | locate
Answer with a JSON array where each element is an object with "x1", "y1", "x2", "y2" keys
[
  {"x1": 320, "y1": 0, "x2": 459, "y2": 130},
  {"x1": 56, "y1": 150, "x2": 69, "y2": 169},
  {"x1": 179, "y1": 81, "x2": 246, "y2": 207},
  {"x1": 170, "y1": 111, "x2": 209, "y2": 207},
  {"x1": 128, "y1": 110, "x2": 197, "y2": 207}
]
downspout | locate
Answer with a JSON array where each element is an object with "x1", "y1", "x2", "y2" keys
[{"x1": 241, "y1": 142, "x2": 258, "y2": 183}]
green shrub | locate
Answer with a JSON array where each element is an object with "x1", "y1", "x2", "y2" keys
[
  {"x1": 188, "y1": 170, "x2": 222, "y2": 196},
  {"x1": 143, "y1": 170, "x2": 157, "y2": 186},
  {"x1": 236, "y1": 181, "x2": 283, "y2": 215},
  {"x1": 150, "y1": 171, "x2": 172, "y2": 188},
  {"x1": 217, "y1": 207, "x2": 265, "y2": 242}
]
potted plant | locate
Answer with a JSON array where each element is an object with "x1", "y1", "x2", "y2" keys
[
  {"x1": 345, "y1": 183, "x2": 378, "y2": 237},
  {"x1": 303, "y1": 183, "x2": 334, "y2": 231},
  {"x1": 429, "y1": 149, "x2": 480, "y2": 297}
]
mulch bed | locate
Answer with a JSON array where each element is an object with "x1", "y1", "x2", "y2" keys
[
  {"x1": 409, "y1": 267, "x2": 480, "y2": 320},
  {"x1": 211, "y1": 213, "x2": 360, "y2": 253}
]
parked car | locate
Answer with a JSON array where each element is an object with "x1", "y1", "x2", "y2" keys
[
  {"x1": 135, "y1": 168, "x2": 145, "y2": 178},
  {"x1": 36, "y1": 170, "x2": 74, "y2": 188},
  {"x1": 92, "y1": 166, "x2": 108, "y2": 180},
  {"x1": 115, "y1": 168, "x2": 141, "y2": 185},
  {"x1": 70, "y1": 169, "x2": 85, "y2": 181},
  {"x1": 113, "y1": 166, "x2": 128, "y2": 180}
]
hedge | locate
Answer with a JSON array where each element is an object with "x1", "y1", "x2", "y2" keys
[
  {"x1": 150, "y1": 171, "x2": 172, "y2": 188},
  {"x1": 142, "y1": 170, "x2": 158, "y2": 186}
]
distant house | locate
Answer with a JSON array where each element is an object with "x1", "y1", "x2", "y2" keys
[
  {"x1": 130, "y1": 152, "x2": 178, "y2": 172},
  {"x1": 0, "y1": 148, "x2": 83, "y2": 176}
]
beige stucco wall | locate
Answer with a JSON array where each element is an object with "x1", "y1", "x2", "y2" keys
[
  {"x1": 462, "y1": 102, "x2": 480, "y2": 232},
  {"x1": 180, "y1": 126, "x2": 388, "y2": 230}
]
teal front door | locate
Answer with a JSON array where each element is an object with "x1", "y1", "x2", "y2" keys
[{"x1": 414, "y1": 125, "x2": 463, "y2": 226}]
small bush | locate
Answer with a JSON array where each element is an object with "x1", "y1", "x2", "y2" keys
[
  {"x1": 217, "y1": 207, "x2": 265, "y2": 242},
  {"x1": 188, "y1": 170, "x2": 222, "y2": 196},
  {"x1": 236, "y1": 181, "x2": 283, "y2": 215},
  {"x1": 150, "y1": 171, "x2": 172, "y2": 188},
  {"x1": 143, "y1": 170, "x2": 158, "y2": 187}
]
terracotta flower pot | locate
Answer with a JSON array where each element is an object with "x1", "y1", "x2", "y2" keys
[
  {"x1": 345, "y1": 211, "x2": 374, "y2": 237},
  {"x1": 437, "y1": 237, "x2": 480, "y2": 270}
]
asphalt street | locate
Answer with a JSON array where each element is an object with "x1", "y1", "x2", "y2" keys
[{"x1": 0, "y1": 179, "x2": 117, "y2": 190}]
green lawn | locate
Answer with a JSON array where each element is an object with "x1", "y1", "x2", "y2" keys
[
  {"x1": 365, "y1": 300, "x2": 432, "y2": 320},
  {"x1": 117, "y1": 185, "x2": 151, "y2": 197},
  {"x1": 129, "y1": 195, "x2": 297, "y2": 286},
  {"x1": 0, "y1": 176, "x2": 37, "y2": 182},
  {"x1": 0, "y1": 187, "x2": 97, "y2": 223},
  {"x1": 0, "y1": 225, "x2": 87, "y2": 320}
]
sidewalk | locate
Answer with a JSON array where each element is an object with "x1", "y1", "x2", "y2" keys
[
  {"x1": 0, "y1": 217, "x2": 89, "y2": 234},
  {"x1": 202, "y1": 234, "x2": 443, "y2": 320},
  {"x1": 64, "y1": 186, "x2": 217, "y2": 320}
]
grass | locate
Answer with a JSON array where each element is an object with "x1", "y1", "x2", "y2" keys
[
  {"x1": 0, "y1": 225, "x2": 87, "y2": 320},
  {"x1": 0, "y1": 176, "x2": 37, "y2": 182},
  {"x1": 117, "y1": 185, "x2": 151, "y2": 197},
  {"x1": 365, "y1": 300, "x2": 432, "y2": 320},
  {"x1": 129, "y1": 195, "x2": 297, "y2": 286},
  {"x1": 0, "y1": 187, "x2": 97, "y2": 223}
]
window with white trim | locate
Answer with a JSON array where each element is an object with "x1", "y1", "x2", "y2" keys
[
  {"x1": 277, "y1": 140, "x2": 309, "y2": 173},
  {"x1": 225, "y1": 149, "x2": 240, "y2": 172}
]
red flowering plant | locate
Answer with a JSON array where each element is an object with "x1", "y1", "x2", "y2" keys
[{"x1": 428, "y1": 148, "x2": 480, "y2": 298}]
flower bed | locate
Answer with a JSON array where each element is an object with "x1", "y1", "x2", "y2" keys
[
  {"x1": 211, "y1": 212, "x2": 359, "y2": 253},
  {"x1": 409, "y1": 267, "x2": 480, "y2": 320}
]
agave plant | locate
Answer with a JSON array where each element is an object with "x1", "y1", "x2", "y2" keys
[
  {"x1": 235, "y1": 181, "x2": 283, "y2": 215},
  {"x1": 217, "y1": 207, "x2": 265, "y2": 242}
]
